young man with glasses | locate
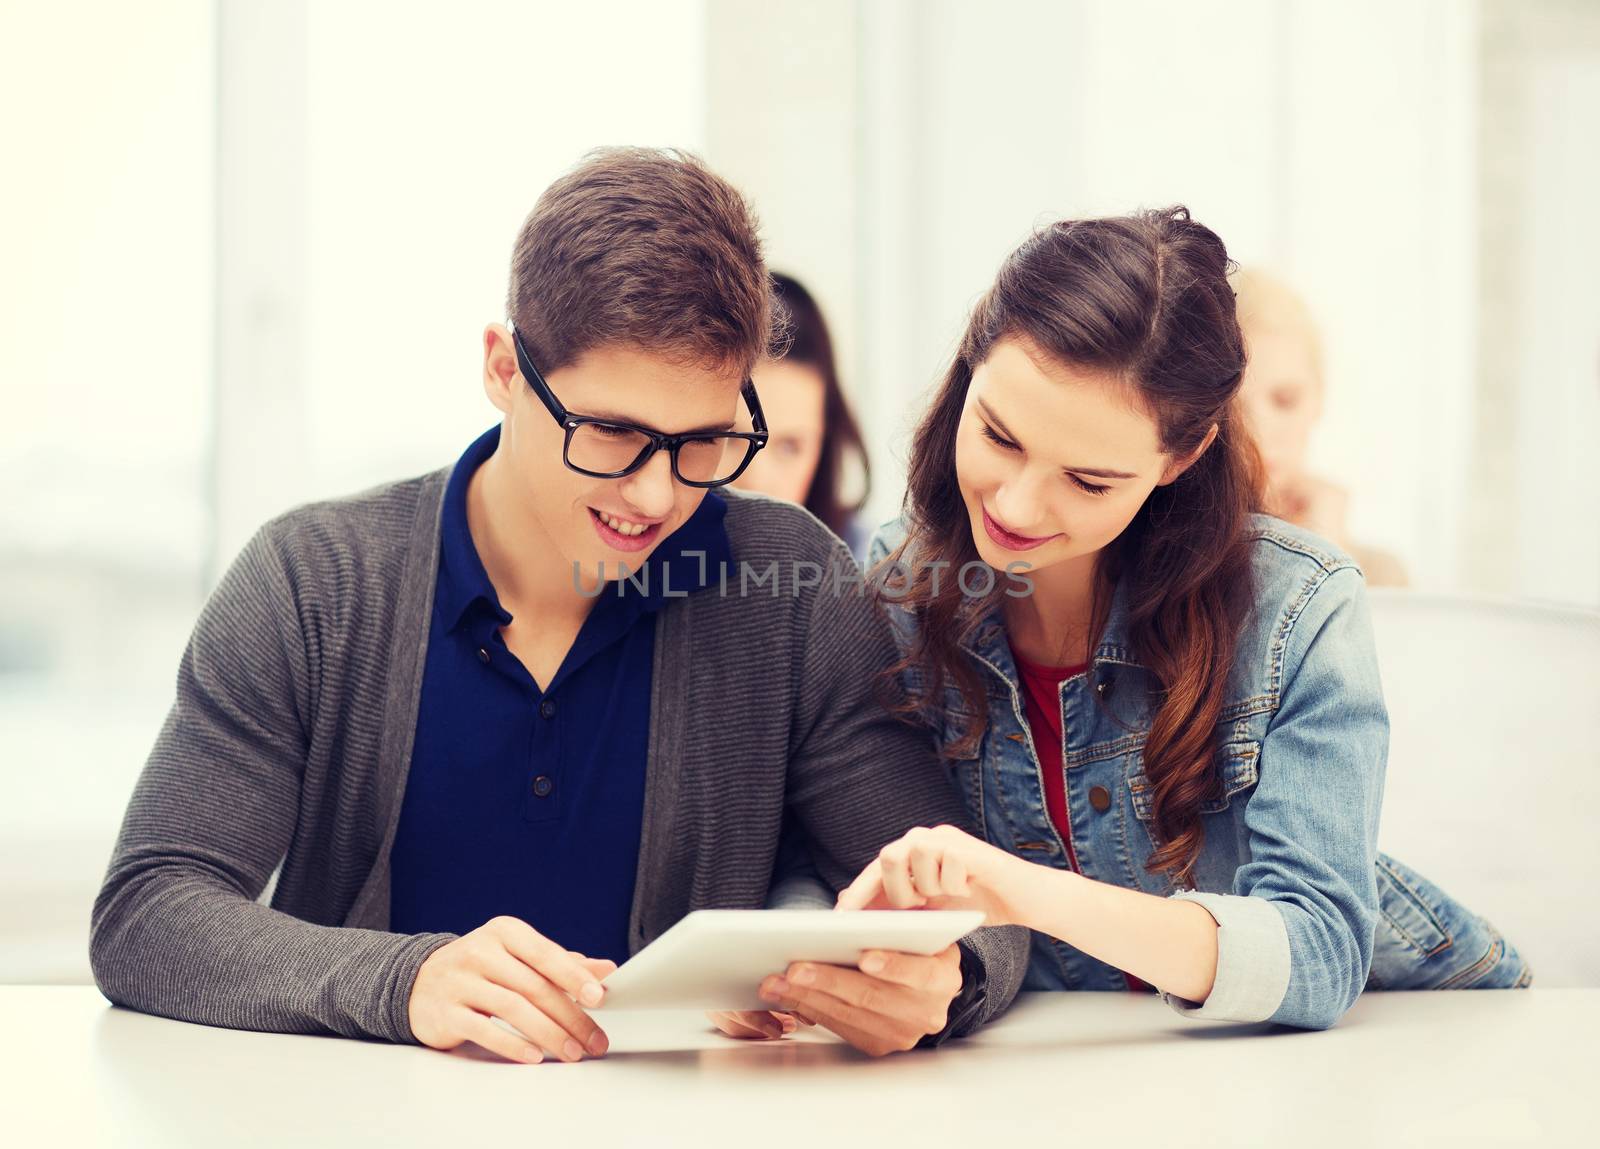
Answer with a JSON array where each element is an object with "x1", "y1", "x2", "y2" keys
[{"x1": 91, "y1": 148, "x2": 1027, "y2": 1064}]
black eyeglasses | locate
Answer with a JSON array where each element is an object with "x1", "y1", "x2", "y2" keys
[{"x1": 511, "y1": 326, "x2": 768, "y2": 489}]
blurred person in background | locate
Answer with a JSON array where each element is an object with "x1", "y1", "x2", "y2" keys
[
  {"x1": 732, "y1": 273, "x2": 872, "y2": 556},
  {"x1": 1232, "y1": 267, "x2": 1407, "y2": 587}
]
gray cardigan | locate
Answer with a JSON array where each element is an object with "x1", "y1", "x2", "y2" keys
[{"x1": 90, "y1": 466, "x2": 1027, "y2": 1044}]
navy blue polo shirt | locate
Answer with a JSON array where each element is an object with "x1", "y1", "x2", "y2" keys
[{"x1": 389, "y1": 425, "x2": 732, "y2": 962}]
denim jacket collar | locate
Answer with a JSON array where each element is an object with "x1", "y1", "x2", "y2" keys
[{"x1": 960, "y1": 576, "x2": 1144, "y2": 690}]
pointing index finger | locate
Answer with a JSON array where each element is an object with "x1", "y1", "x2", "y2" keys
[{"x1": 835, "y1": 865, "x2": 885, "y2": 912}]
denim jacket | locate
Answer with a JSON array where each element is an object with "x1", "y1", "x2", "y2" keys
[{"x1": 864, "y1": 513, "x2": 1529, "y2": 1030}]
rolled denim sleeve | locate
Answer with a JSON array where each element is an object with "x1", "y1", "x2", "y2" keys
[
  {"x1": 1162, "y1": 564, "x2": 1387, "y2": 1029},
  {"x1": 1161, "y1": 890, "x2": 1292, "y2": 1021}
]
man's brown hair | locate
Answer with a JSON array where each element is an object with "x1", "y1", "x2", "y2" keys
[{"x1": 507, "y1": 147, "x2": 776, "y2": 380}]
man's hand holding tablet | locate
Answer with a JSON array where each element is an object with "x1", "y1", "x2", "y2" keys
[
  {"x1": 605, "y1": 903, "x2": 985, "y2": 1057},
  {"x1": 718, "y1": 826, "x2": 1027, "y2": 1054},
  {"x1": 408, "y1": 916, "x2": 618, "y2": 1065},
  {"x1": 753, "y1": 941, "x2": 965, "y2": 1057},
  {"x1": 407, "y1": 905, "x2": 984, "y2": 1064}
]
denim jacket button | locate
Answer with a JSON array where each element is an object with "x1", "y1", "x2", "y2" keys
[{"x1": 1089, "y1": 785, "x2": 1112, "y2": 812}]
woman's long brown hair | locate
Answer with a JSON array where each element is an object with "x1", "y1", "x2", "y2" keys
[{"x1": 881, "y1": 208, "x2": 1262, "y2": 887}]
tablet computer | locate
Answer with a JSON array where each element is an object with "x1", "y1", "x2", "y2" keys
[{"x1": 597, "y1": 909, "x2": 985, "y2": 1011}]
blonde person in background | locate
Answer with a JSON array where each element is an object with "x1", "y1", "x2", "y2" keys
[{"x1": 1232, "y1": 268, "x2": 1408, "y2": 587}]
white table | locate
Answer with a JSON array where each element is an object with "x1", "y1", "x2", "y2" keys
[{"x1": 5, "y1": 987, "x2": 1594, "y2": 1147}]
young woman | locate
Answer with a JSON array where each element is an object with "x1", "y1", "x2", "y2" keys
[
  {"x1": 731, "y1": 273, "x2": 873, "y2": 556},
  {"x1": 742, "y1": 209, "x2": 1528, "y2": 1037}
]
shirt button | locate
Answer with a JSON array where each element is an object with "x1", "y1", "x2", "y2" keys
[
  {"x1": 532, "y1": 775, "x2": 554, "y2": 798},
  {"x1": 477, "y1": 647, "x2": 491, "y2": 664},
  {"x1": 539, "y1": 699, "x2": 556, "y2": 720},
  {"x1": 1089, "y1": 785, "x2": 1112, "y2": 812}
]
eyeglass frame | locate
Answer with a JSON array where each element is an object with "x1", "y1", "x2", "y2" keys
[{"x1": 510, "y1": 325, "x2": 769, "y2": 489}]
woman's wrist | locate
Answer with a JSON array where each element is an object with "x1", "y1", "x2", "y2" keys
[
  {"x1": 990, "y1": 850, "x2": 1083, "y2": 931},
  {"x1": 1033, "y1": 865, "x2": 1098, "y2": 940}
]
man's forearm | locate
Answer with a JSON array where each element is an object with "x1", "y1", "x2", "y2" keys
[{"x1": 92, "y1": 871, "x2": 456, "y2": 1042}]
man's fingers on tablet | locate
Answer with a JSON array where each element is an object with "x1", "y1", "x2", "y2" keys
[
  {"x1": 707, "y1": 1011, "x2": 750, "y2": 1038},
  {"x1": 780, "y1": 963, "x2": 917, "y2": 1016},
  {"x1": 573, "y1": 953, "x2": 619, "y2": 978},
  {"x1": 493, "y1": 918, "x2": 606, "y2": 1006},
  {"x1": 856, "y1": 949, "x2": 929, "y2": 989},
  {"x1": 525, "y1": 975, "x2": 611, "y2": 1056},
  {"x1": 708, "y1": 1011, "x2": 787, "y2": 1040},
  {"x1": 471, "y1": 984, "x2": 589, "y2": 1062},
  {"x1": 743, "y1": 1011, "x2": 793, "y2": 1038},
  {"x1": 481, "y1": 951, "x2": 609, "y2": 1056},
  {"x1": 856, "y1": 947, "x2": 962, "y2": 995},
  {"x1": 481, "y1": 947, "x2": 554, "y2": 1004},
  {"x1": 769, "y1": 987, "x2": 921, "y2": 1057}
]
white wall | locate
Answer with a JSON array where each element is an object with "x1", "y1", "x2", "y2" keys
[
  {"x1": 710, "y1": 0, "x2": 1587, "y2": 608},
  {"x1": 1512, "y1": 60, "x2": 1600, "y2": 606},
  {"x1": 0, "y1": 0, "x2": 216, "y2": 982},
  {"x1": 711, "y1": 0, "x2": 1506, "y2": 597},
  {"x1": 0, "y1": 0, "x2": 213, "y2": 573},
  {"x1": 1280, "y1": 0, "x2": 1480, "y2": 592},
  {"x1": 213, "y1": 0, "x2": 709, "y2": 568},
  {"x1": 196, "y1": 0, "x2": 1600, "y2": 600},
  {"x1": 703, "y1": 0, "x2": 862, "y2": 418}
]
